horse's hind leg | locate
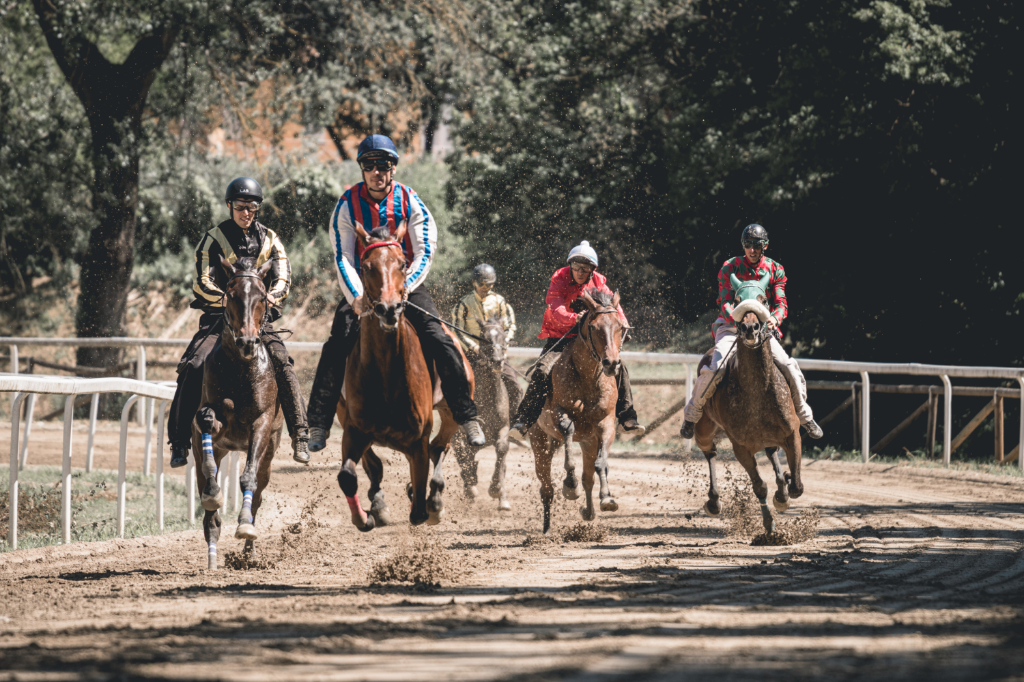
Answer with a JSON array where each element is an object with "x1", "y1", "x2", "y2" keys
[
  {"x1": 361, "y1": 448, "x2": 391, "y2": 527},
  {"x1": 595, "y1": 425, "x2": 618, "y2": 513},
  {"x1": 338, "y1": 428, "x2": 374, "y2": 532},
  {"x1": 558, "y1": 409, "x2": 579, "y2": 500},
  {"x1": 702, "y1": 447, "x2": 722, "y2": 517},
  {"x1": 783, "y1": 432, "x2": 804, "y2": 500},
  {"x1": 452, "y1": 432, "x2": 479, "y2": 500},
  {"x1": 532, "y1": 431, "x2": 557, "y2": 534},
  {"x1": 765, "y1": 447, "x2": 790, "y2": 511},
  {"x1": 203, "y1": 509, "x2": 222, "y2": 570},
  {"x1": 735, "y1": 444, "x2": 774, "y2": 534},
  {"x1": 237, "y1": 429, "x2": 277, "y2": 542},
  {"x1": 490, "y1": 430, "x2": 512, "y2": 512},
  {"x1": 426, "y1": 402, "x2": 460, "y2": 525}
]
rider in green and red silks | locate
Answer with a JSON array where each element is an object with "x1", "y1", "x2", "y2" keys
[
  {"x1": 510, "y1": 240, "x2": 646, "y2": 438},
  {"x1": 679, "y1": 224, "x2": 824, "y2": 440}
]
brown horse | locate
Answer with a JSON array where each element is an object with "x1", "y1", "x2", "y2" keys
[
  {"x1": 529, "y1": 289, "x2": 627, "y2": 534},
  {"x1": 192, "y1": 256, "x2": 284, "y2": 570},
  {"x1": 694, "y1": 278, "x2": 804, "y2": 534},
  {"x1": 452, "y1": 315, "x2": 514, "y2": 511},
  {"x1": 335, "y1": 225, "x2": 471, "y2": 530}
]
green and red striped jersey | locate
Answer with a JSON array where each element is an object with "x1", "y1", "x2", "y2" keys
[{"x1": 713, "y1": 255, "x2": 788, "y2": 337}]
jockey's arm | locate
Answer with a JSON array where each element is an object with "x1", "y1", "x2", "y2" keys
[
  {"x1": 545, "y1": 274, "x2": 579, "y2": 331},
  {"x1": 192, "y1": 233, "x2": 227, "y2": 306},
  {"x1": 502, "y1": 299, "x2": 517, "y2": 344},
  {"x1": 402, "y1": 190, "x2": 438, "y2": 293},
  {"x1": 716, "y1": 262, "x2": 736, "y2": 321},
  {"x1": 452, "y1": 300, "x2": 479, "y2": 354},
  {"x1": 768, "y1": 263, "x2": 788, "y2": 327},
  {"x1": 328, "y1": 193, "x2": 365, "y2": 305},
  {"x1": 263, "y1": 229, "x2": 291, "y2": 307}
]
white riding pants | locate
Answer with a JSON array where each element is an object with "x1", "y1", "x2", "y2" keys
[{"x1": 683, "y1": 325, "x2": 814, "y2": 424}]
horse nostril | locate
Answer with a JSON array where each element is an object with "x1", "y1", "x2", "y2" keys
[{"x1": 374, "y1": 303, "x2": 387, "y2": 316}]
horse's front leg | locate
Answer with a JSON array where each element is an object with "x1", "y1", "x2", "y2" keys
[
  {"x1": 595, "y1": 420, "x2": 618, "y2": 512},
  {"x1": 361, "y1": 447, "x2": 390, "y2": 526},
  {"x1": 426, "y1": 433, "x2": 448, "y2": 525},
  {"x1": 243, "y1": 428, "x2": 278, "y2": 560},
  {"x1": 338, "y1": 427, "x2": 374, "y2": 531},
  {"x1": 235, "y1": 415, "x2": 273, "y2": 541},
  {"x1": 735, "y1": 443, "x2": 774, "y2": 534},
  {"x1": 490, "y1": 426, "x2": 512, "y2": 512},
  {"x1": 783, "y1": 432, "x2": 804, "y2": 499},
  {"x1": 202, "y1": 508, "x2": 222, "y2": 570},
  {"x1": 531, "y1": 430, "x2": 557, "y2": 534},
  {"x1": 408, "y1": 438, "x2": 432, "y2": 526},
  {"x1": 194, "y1": 411, "x2": 226, "y2": 512},
  {"x1": 557, "y1": 408, "x2": 579, "y2": 500},
  {"x1": 765, "y1": 447, "x2": 790, "y2": 511},
  {"x1": 452, "y1": 432, "x2": 479, "y2": 500}
]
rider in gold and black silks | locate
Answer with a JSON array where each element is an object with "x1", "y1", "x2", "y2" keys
[
  {"x1": 166, "y1": 177, "x2": 310, "y2": 467},
  {"x1": 510, "y1": 240, "x2": 645, "y2": 438}
]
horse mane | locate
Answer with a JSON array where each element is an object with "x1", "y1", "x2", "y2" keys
[
  {"x1": 584, "y1": 287, "x2": 615, "y2": 308},
  {"x1": 234, "y1": 256, "x2": 258, "y2": 272},
  {"x1": 484, "y1": 314, "x2": 505, "y2": 328},
  {"x1": 367, "y1": 226, "x2": 393, "y2": 243}
]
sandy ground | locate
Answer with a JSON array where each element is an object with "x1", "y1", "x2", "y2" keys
[{"x1": 2, "y1": 423, "x2": 1024, "y2": 681}]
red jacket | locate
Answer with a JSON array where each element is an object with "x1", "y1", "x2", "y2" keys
[{"x1": 539, "y1": 267, "x2": 628, "y2": 339}]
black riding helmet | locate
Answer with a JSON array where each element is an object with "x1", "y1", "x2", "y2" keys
[
  {"x1": 226, "y1": 177, "x2": 264, "y2": 204},
  {"x1": 741, "y1": 223, "x2": 769, "y2": 249},
  {"x1": 472, "y1": 263, "x2": 497, "y2": 285}
]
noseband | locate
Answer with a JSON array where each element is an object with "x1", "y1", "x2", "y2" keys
[
  {"x1": 580, "y1": 308, "x2": 629, "y2": 364},
  {"x1": 360, "y1": 241, "x2": 408, "y2": 321}
]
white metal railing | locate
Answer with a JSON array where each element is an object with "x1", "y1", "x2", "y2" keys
[
  {"x1": 0, "y1": 374, "x2": 190, "y2": 550},
  {"x1": 4, "y1": 337, "x2": 1024, "y2": 468}
]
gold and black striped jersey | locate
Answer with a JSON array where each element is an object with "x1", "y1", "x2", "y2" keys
[{"x1": 190, "y1": 219, "x2": 290, "y2": 311}]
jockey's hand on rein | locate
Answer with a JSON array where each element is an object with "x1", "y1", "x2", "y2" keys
[{"x1": 569, "y1": 298, "x2": 587, "y2": 314}]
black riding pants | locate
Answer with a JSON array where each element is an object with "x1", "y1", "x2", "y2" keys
[
  {"x1": 306, "y1": 288, "x2": 479, "y2": 431},
  {"x1": 512, "y1": 336, "x2": 637, "y2": 429},
  {"x1": 167, "y1": 313, "x2": 308, "y2": 448}
]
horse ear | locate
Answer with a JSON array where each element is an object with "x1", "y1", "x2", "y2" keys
[
  {"x1": 758, "y1": 272, "x2": 770, "y2": 290},
  {"x1": 729, "y1": 273, "x2": 742, "y2": 293},
  {"x1": 394, "y1": 220, "x2": 408, "y2": 243},
  {"x1": 218, "y1": 255, "x2": 236, "y2": 277},
  {"x1": 354, "y1": 223, "x2": 370, "y2": 247},
  {"x1": 257, "y1": 259, "x2": 273, "y2": 278},
  {"x1": 611, "y1": 290, "x2": 620, "y2": 308},
  {"x1": 579, "y1": 290, "x2": 597, "y2": 310}
]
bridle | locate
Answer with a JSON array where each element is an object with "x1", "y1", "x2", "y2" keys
[
  {"x1": 733, "y1": 282, "x2": 772, "y2": 349},
  {"x1": 221, "y1": 271, "x2": 269, "y2": 343},
  {"x1": 359, "y1": 241, "x2": 408, "y2": 321},
  {"x1": 579, "y1": 307, "x2": 630, "y2": 367}
]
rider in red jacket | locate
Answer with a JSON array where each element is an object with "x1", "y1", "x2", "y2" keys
[{"x1": 511, "y1": 241, "x2": 644, "y2": 437}]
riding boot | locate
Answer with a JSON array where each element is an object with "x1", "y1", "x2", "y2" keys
[
  {"x1": 615, "y1": 365, "x2": 645, "y2": 435},
  {"x1": 167, "y1": 314, "x2": 222, "y2": 452},
  {"x1": 511, "y1": 346, "x2": 563, "y2": 433},
  {"x1": 776, "y1": 355, "x2": 816, "y2": 427},
  {"x1": 682, "y1": 366, "x2": 725, "y2": 425},
  {"x1": 264, "y1": 328, "x2": 310, "y2": 463},
  {"x1": 307, "y1": 301, "x2": 360, "y2": 449}
]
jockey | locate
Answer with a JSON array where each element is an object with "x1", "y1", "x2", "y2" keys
[
  {"x1": 451, "y1": 263, "x2": 524, "y2": 410},
  {"x1": 306, "y1": 134, "x2": 486, "y2": 451},
  {"x1": 679, "y1": 224, "x2": 823, "y2": 439},
  {"x1": 167, "y1": 177, "x2": 310, "y2": 467},
  {"x1": 511, "y1": 241, "x2": 645, "y2": 437}
]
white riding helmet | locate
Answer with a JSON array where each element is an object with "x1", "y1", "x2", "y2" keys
[{"x1": 567, "y1": 240, "x2": 599, "y2": 268}]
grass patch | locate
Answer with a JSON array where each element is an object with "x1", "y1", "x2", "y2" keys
[
  {"x1": 0, "y1": 466, "x2": 201, "y2": 551},
  {"x1": 808, "y1": 445, "x2": 1024, "y2": 478}
]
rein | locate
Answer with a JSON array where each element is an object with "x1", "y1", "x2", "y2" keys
[
  {"x1": 581, "y1": 308, "x2": 628, "y2": 364},
  {"x1": 221, "y1": 271, "x2": 271, "y2": 341},
  {"x1": 359, "y1": 241, "x2": 407, "y2": 320}
]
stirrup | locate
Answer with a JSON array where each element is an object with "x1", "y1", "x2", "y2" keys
[
  {"x1": 679, "y1": 420, "x2": 695, "y2": 439},
  {"x1": 617, "y1": 420, "x2": 646, "y2": 436},
  {"x1": 170, "y1": 444, "x2": 189, "y2": 469}
]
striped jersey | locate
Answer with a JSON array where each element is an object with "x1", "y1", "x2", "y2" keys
[
  {"x1": 190, "y1": 219, "x2": 290, "y2": 311},
  {"x1": 328, "y1": 181, "x2": 436, "y2": 303},
  {"x1": 451, "y1": 290, "x2": 516, "y2": 354}
]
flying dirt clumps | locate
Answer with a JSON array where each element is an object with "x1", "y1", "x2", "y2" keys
[
  {"x1": 368, "y1": 536, "x2": 463, "y2": 585},
  {"x1": 560, "y1": 522, "x2": 609, "y2": 543},
  {"x1": 724, "y1": 478, "x2": 820, "y2": 546},
  {"x1": 223, "y1": 550, "x2": 277, "y2": 571}
]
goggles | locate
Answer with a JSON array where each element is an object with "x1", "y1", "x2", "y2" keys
[
  {"x1": 359, "y1": 158, "x2": 394, "y2": 173},
  {"x1": 570, "y1": 262, "x2": 595, "y2": 273},
  {"x1": 231, "y1": 200, "x2": 261, "y2": 213},
  {"x1": 742, "y1": 239, "x2": 766, "y2": 250}
]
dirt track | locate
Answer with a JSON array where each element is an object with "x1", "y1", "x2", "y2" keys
[{"x1": 2, "y1": 433, "x2": 1024, "y2": 681}]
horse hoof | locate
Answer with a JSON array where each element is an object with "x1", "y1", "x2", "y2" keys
[
  {"x1": 371, "y1": 508, "x2": 391, "y2": 527},
  {"x1": 356, "y1": 514, "x2": 376, "y2": 533},
  {"x1": 704, "y1": 500, "x2": 722, "y2": 517},
  {"x1": 763, "y1": 520, "x2": 776, "y2": 534},
  {"x1": 427, "y1": 509, "x2": 445, "y2": 525},
  {"x1": 562, "y1": 484, "x2": 580, "y2": 500},
  {"x1": 465, "y1": 485, "x2": 478, "y2": 501},
  {"x1": 235, "y1": 522, "x2": 257, "y2": 540},
  {"x1": 600, "y1": 498, "x2": 619, "y2": 512},
  {"x1": 498, "y1": 499, "x2": 512, "y2": 512},
  {"x1": 409, "y1": 512, "x2": 429, "y2": 526},
  {"x1": 201, "y1": 492, "x2": 223, "y2": 511},
  {"x1": 580, "y1": 507, "x2": 596, "y2": 521},
  {"x1": 406, "y1": 482, "x2": 414, "y2": 502},
  {"x1": 773, "y1": 495, "x2": 790, "y2": 512},
  {"x1": 488, "y1": 484, "x2": 502, "y2": 499}
]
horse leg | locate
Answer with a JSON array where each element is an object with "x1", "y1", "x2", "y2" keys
[
  {"x1": 361, "y1": 447, "x2": 391, "y2": 526},
  {"x1": 195, "y1": 408, "x2": 225, "y2": 511},
  {"x1": 338, "y1": 428, "x2": 374, "y2": 532},
  {"x1": 235, "y1": 420, "x2": 272, "y2": 541},
  {"x1": 452, "y1": 432, "x2": 478, "y2": 500},
  {"x1": 596, "y1": 423, "x2": 618, "y2": 512},
  {"x1": 532, "y1": 430, "x2": 556, "y2": 534},
  {"x1": 490, "y1": 428, "x2": 512, "y2": 512},
  {"x1": 783, "y1": 432, "x2": 804, "y2": 499},
  {"x1": 580, "y1": 439, "x2": 597, "y2": 522},
  {"x1": 702, "y1": 447, "x2": 722, "y2": 517},
  {"x1": 734, "y1": 444, "x2": 774, "y2": 534},
  {"x1": 426, "y1": 439, "x2": 447, "y2": 525},
  {"x1": 557, "y1": 409, "x2": 579, "y2": 500},
  {"x1": 203, "y1": 509, "x2": 222, "y2": 570},
  {"x1": 765, "y1": 446, "x2": 790, "y2": 511},
  {"x1": 408, "y1": 442, "x2": 431, "y2": 526},
  {"x1": 241, "y1": 431, "x2": 276, "y2": 559}
]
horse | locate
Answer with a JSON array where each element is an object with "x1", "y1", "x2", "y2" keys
[
  {"x1": 451, "y1": 315, "x2": 514, "y2": 511},
  {"x1": 694, "y1": 272, "x2": 804, "y2": 534},
  {"x1": 335, "y1": 224, "x2": 472, "y2": 530},
  {"x1": 528, "y1": 289, "x2": 628, "y2": 534},
  {"x1": 191, "y1": 256, "x2": 284, "y2": 570}
]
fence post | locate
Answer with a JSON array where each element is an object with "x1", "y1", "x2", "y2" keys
[
  {"x1": 19, "y1": 393, "x2": 35, "y2": 469},
  {"x1": 143, "y1": 397, "x2": 155, "y2": 476},
  {"x1": 8, "y1": 392, "x2": 26, "y2": 550},
  {"x1": 61, "y1": 394, "x2": 76, "y2": 544},
  {"x1": 155, "y1": 400, "x2": 168, "y2": 531},
  {"x1": 9, "y1": 344, "x2": 16, "y2": 374},
  {"x1": 136, "y1": 346, "x2": 146, "y2": 426},
  {"x1": 684, "y1": 363, "x2": 693, "y2": 452},
  {"x1": 859, "y1": 372, "x2": 870, "y2": 462},
  {"x1": 941, "y1": 374, "x2": 953, "y2": 466},
  {"x1": 118, "y1": 395, "x2": 140, "y2": 538},
  {"x1": 186, "y1": 458, "x2": 196, "y2": 526},
  {"x1": 86, "y1": 393, "x2": 99, "y2": 472},
  {"x1": 1019, "y1": 378, "x2": 1024, "y2": 472}
]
